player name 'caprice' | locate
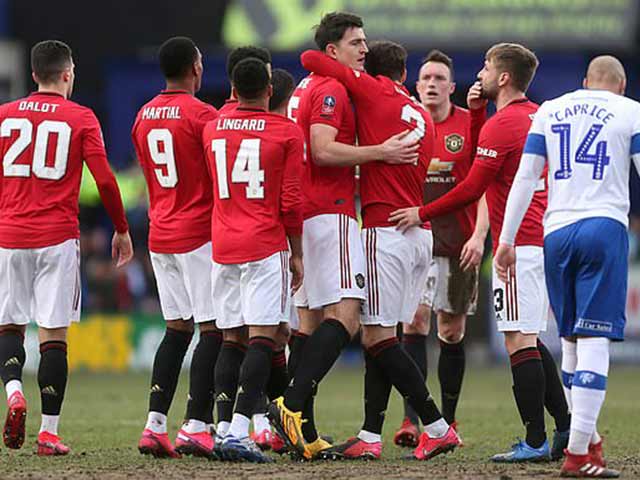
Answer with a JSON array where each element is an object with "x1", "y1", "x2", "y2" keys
[
  {"x1": 216, "y1": 118, "x2": 266, "y2": 131},
  {"x1": 552, "y1": 103, "x2": 615, "y2": 124},
  {"x1": 141, "y1": 106, "x2": 182, "y2": 120}
]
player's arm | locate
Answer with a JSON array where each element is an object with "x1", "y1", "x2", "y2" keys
[
  {"x1": 459, "y1": 194, "x2": 489, "y2": 271},
  {"x1": 282, "y1": 130, "x2": 305, "y2": 292},
  {"x1": 630, "y1": 106, "x2": 640, "y2": 175},
  {"x1": 494, "y1": 128, "x2": 548, "y2": 282},
  {"x1": 300, "y1": 50, "x2": 377, "y2": 105},
  {"x1": 192, "y1": 105, "x2": 219, "y2": 179},
  {"x1": 389, "y1": 118, "x2": 508, "y2": 232},
  {"x1": 467, "y1": 82, "x2": 488, "y2": 154},
  {"x1": 84, "y1": 111, "x2": 133, "y2": 267},
  {"x1": 311, "y1": 124, "x2": 417, "y2": 167}
]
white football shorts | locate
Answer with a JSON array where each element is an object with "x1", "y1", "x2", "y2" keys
[
  {"x1": 420, "y1": 256, "x2": 479, "y2": 316},
  {"x1": 492, "y1": 245, "x2": 549, "y2": 334},
  {"x1": 361, "y1": 226, "x2": 432, "y2": 327},
  {"x1": 0, "y1": 238, "x2": 81, "y2": 329},
  {"x1": 293, "y1": 214, "x2": 366, "y2": 310},
  {"x1": 213, "y1": 250, "x2": 290, "y2": 330},
  {"x1": 149, "y1": 241, "x2": 216, "y2": 323}
]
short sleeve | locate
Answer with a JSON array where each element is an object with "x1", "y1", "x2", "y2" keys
[
  {"x1": 309, "y1": 81, "x2": 349, "y2": 131},
  {"x1": 523, "y1": 102, "x2": 548, "y2": 157},
  {"x1": 474, "y1": 117, "x2": 513, "y2": 173},
  {"x1": 631, "y1": 102, "x2": 640, "y2": 156},
  {"x1": 192, "y1": 103, "x2": 219, "y2": 137},
  {"x1": 82, "y1": 109, "x2": 107, "y2": 160}
]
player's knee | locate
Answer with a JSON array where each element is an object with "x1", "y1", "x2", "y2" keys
[
  {"x1": 408, "y1": 305, "x2": 431, "y2": 335},
  {"x1": 198, "y1": 320, "x2": 218, "y2": 333},
  {"x1": 223, "y1": 327, "x2": 248, "y2": 345},
  {"x1": 38, "y1": 326, "x2": 67, "y2": 344},
  {"x1": 437, "y1": 314, "x2": 465, "y2": 343},
  {"x1": 361, "y1": 325, "x2": 395, "y2": 349},
  {"x1": 275, "y1": 322, "x2": 290, "y2": 349},
  {"x1": 0, "y1": 324, "x2": 26, "y2": 337},
  {"x1": 167, "y1": 317, "x2": 194, "y2": 333},
  {"x1": 503, "y1": 331, "x2": 537, "y2": 355}
]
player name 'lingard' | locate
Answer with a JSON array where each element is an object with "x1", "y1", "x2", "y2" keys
[
  {"x1": 141, "y1": 106, "x2": 182, "y2": 120},
  {"x1": 216, "y1": 118, "x2": 266, "y2": 131}
]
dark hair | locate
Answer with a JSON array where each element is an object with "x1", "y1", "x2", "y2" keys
[
  {"x1": 364, "y1": 41, "x2": 407, "y2": 82},
  {"x1": 158, "y1": 37, "x2": 199, "y2": 80},
  {"x1": 31, "y1": 40, "x2": 72, "y2": 84},
  {"x1": 232, "y1": 58, "x2": 270, "y2": 100},
  {"x1": 422, "y1": 49, "x2": 454, "y2": 81},
  {"x1": 486, "y1": 43, "x2": 539, "y2": 92},
  {"x1": 269, "y1": 68, "x2": 295, "y2": 112},
  {"x1": 226, "y1": 46, "x2": 271, "y2": 81},
  {"x1": 314, "y1": 12, "x2": 364, "y2": 51}
]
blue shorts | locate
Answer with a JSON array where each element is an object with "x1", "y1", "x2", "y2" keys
[{"x1": 543, "y1": 217, "x2": 627, "y2": 341}]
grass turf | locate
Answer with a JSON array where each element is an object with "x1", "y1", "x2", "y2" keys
[{"x1": 1, "y1": 365, "x2": 639, "y2": 479}]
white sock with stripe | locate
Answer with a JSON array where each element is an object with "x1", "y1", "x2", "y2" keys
[
  {"x1": 252, "y1": 413, "x2": 271, "y2": 434},
  {"x1": 560, "y1": 338, "x2": 577, "y2": 412},
  {"x1": 357, "y1": 429, "x2": 381, "y2": 444},
  {"x1": 227, "y1": 413, "x2": 251, "y2": 440},
  {"x1": 568, "y1": 337, "x2": 609, "y2": 455},
  {"x1": 145, "y1": 411, "x2": 167, "y2": 434},
  {"x1": 5, "y1": 379, "x2": 23, "y2": 400},
  {"x1": 40, "y1": 414, "x2": 60, "y2": 435}
]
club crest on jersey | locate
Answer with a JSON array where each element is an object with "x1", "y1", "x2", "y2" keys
[
  {"x1": 445, "y1": 133, "x2": 464, "y2": 154},
  {"x1": 322, "y1": 95, "x2": 336, "y2": 114},
  {"x1": 355, "y1": 273, "x2": 365, "y2": 289}
]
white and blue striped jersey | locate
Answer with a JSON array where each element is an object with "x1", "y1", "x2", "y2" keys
[{"x1": 520, "y1": 89, "x2": 640, "y2": 237}]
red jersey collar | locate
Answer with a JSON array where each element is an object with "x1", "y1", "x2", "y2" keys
[
  {"x1": 503, "y1": 97, "x2": 529, "y2": 108},
  {"x1": 236, "y1": 106, "x2": 267, "y2": 112},
  {"x1": 160, "y1": 89, "x2": 189, "y2": 95},
  {"x1": 30, "y1": 91, "x2": 65, "y2": 99}
]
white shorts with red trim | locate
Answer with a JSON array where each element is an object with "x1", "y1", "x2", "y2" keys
[
  {"x1": 212, "y1": 251, "x2": 290, "y2": 329},
  {"x1": 293, "y1": 214, "x2": 366, "y2": 310},
  {"x1": 0, "y1": 239, "x2": 81, "y2": 328},
  {"x1": 361, "y1": 227, "x2": 432, "y2": 327},
  {"x1": 492, "y1": 245, "x2": 549, "y2": 334},
  {"x1": 150, "y1": 242, "x2": 215, "y2": 323}
]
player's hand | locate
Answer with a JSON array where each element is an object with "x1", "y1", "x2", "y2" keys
[
  {"x1": 388, "y1": 206, "x2": 422, "y2": 233},
  {"x1": 467, "y1": 81, "x2": 488, "y2": 111},
  {"x1": 111, "y1": 231, "x2": 134, "y2": 267},
  {"x1": 289, "y1": 254, "x2": 304, "y2": 294},
  {"x1": 460, "y1": 234, "x2": 484, "y2": 271},
  {"x1": 494, "y1": 243, "x2": 516, "y2": 283},
  {"x1": 380, "y1": 130, "x2": 420, "y2": 164}
]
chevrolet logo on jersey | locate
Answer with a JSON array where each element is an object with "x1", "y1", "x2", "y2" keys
[
  {"x1": 445, "y1": 133, "x2": 464, "y2": 154},
  {"x1": 427, "y1": 158, "x2": 455, "y2": 175}
]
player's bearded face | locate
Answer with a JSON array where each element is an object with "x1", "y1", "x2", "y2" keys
[
  {"x1": 478, "y1": 58, "x2": 498, "y2": 100},
  {"x1": 416, "y1": 62, "x2": 454, "y2": 108},
  {"x1": 331, "y1": 27, "x2": 368, "y2": 71}
]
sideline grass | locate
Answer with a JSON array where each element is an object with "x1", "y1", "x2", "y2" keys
[{"x1": 1, "y1": 366, "x2": 639, "y2": 479}]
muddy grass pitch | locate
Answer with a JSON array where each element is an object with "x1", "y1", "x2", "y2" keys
[{"x1": 2, "y1": 367, "x2": 639, "y2": 479}]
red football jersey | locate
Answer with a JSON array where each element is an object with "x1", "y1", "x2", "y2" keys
[
  {"x1": 420, "y1": 99, "x2": 547, "y2": 253},
  {"x1": 426, "y1": 105, "x2": 486, "y2": 257},
  {"x1": 300, "y1": 50, "x2": 433, "y2": 229},
  {"x1": 0, "y1": 91, "x2": 128, "y2": 248},
  {"x1": 219, "y1": 98, "x2": 238, "y2": 114},
  {"x1": 288, "y1": 72, "x2": 357, "y2": 220},
  {"x1": 131, "y1": 90, "x2": 218, "y2": 254},
  {"x1": 475, "y1": 99, "x2": 546, "y2": 249},
  {"x1": 203, "y1": 107, "x2": 303, "y2": 264}
]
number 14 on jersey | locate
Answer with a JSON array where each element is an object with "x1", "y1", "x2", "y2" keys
[{"x1": 211, "y1": 138, "x2": 265, "y2": 199}]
